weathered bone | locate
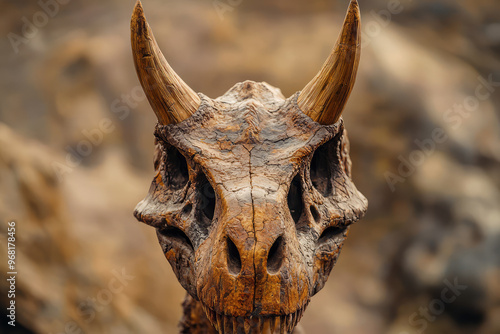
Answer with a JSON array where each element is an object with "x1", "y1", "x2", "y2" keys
[
  {"x1": 297, "y1": 0, "x2": 361, "y2": 125},
  {"x1": 132, "y1": 2, "x2": 367, "y2": 334},
  {"x1": 131, "y1": 0, "x2": 200, "y2": 124}
]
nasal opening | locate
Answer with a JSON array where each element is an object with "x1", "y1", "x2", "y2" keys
[
  {"x1": 227, "y1": 237, "x2": 242, "y2": 275},
  {"x1": 267, "y1": 236, "x2": 284, "y2": 274}
]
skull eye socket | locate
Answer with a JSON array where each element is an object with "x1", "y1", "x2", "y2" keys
[
  {"x1": 310, "y1": 138, "x2": 337, "y2": 197},
  {"x1": 197, "y1": 173, "x2": 216, "y2": 221},
  {"x1": 163, "y1": 145, "x2": 189, "y2": 191},
  {"x1": 287, "y1": 174, "x2": 304, "y2": 224}
]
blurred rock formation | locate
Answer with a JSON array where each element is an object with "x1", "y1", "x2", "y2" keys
[{"x1": 0, "y1": 0, "x2": 499, "y2": 333}]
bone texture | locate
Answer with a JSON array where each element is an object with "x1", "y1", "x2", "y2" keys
[{"x1": 132, "y1": 2, "x2": 367, "y2": 333}]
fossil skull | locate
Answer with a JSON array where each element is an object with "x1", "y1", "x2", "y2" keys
[{"x1": 132, "y1": 1, "x2": 368, "y2": 333}]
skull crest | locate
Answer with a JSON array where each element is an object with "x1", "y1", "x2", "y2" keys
[{"x1": 132, "y1": 1, "x2": 368, "y2": 333}]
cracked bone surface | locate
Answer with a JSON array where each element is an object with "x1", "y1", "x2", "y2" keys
[{"x1": 132, "y1": 1, "x2": 367, "y2": 333}]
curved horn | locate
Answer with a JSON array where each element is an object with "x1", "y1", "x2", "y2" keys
[
  {"x1": 297, "y1": 0, "x2": 361, "y2": 125},
  {"x1": 131, "y1": 0, "x2": 200, "y2": 125}
]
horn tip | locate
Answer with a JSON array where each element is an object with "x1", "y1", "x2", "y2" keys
[
  {"x1": 132, "y1": 0, "x2": 145, "y2": 20},
  {"x1": 347, "y1": 0, "x2": 360, "y2": 18},
  {"x1": 131, "y1": 0, "x2": 148, "y2": 35},
  {"x1": 343, "y1": 0, "x2": 361, "y2": 44},
  {"x1": 349, "y1": 0, "x2": 360, "y2": 13}
]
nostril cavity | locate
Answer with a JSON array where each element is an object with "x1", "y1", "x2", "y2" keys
[
  {"x1": 227, "y1": 238, "x2": 242, "y2": 275},
  {"x1": 267, "y1": 236, "x2": 284, "y2": 274}
]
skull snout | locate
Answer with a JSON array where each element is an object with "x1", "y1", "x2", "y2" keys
[
  {"x1": 223, "y1": 231, "x2": 285, "y2": 277},
  {"x1": 196, "y1": 191, "x2": 310, "y2": 318}
]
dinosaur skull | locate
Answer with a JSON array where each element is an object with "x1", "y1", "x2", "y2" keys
[{"x1": 132, "y1": 1, "x2": 367, "y2": 333}]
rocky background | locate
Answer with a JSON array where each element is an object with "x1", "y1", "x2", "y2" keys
[{"x1": 0, "y1": 0, "x2": 499, "y2": 333}]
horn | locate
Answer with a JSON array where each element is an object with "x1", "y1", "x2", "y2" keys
[
  {"x1": 131, "y1": 0, "x2": 200, "y2": 125},
  {"x1": 297, "y1": 0, "x2": 361, "y2": 125}
]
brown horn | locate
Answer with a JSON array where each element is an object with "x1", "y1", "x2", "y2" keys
[
  {"x1": 131, "y1": 0, "x2": 200, "y2": 125},
  {"x1": 297, "y1": 0, "x2": 361, "y2": 125}
]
